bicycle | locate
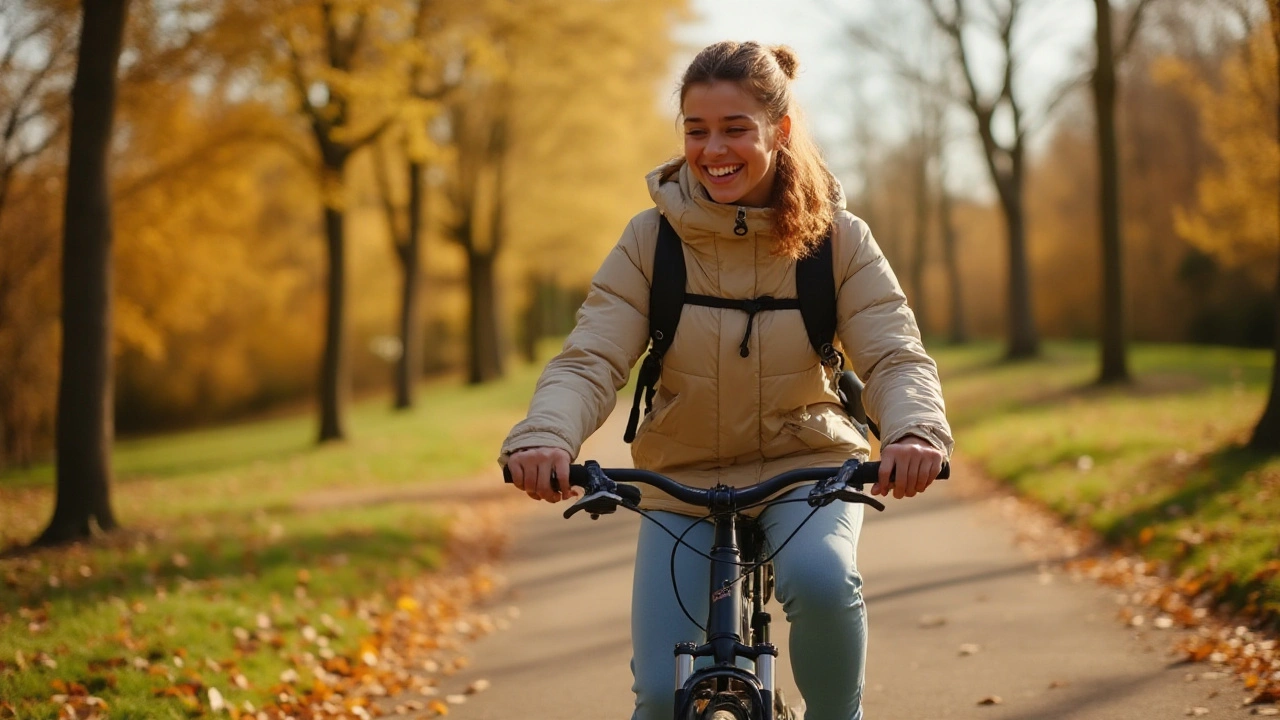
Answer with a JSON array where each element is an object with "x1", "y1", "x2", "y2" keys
[{"x1": 504, "y1": 456, "x2": 950, "y2": 720}]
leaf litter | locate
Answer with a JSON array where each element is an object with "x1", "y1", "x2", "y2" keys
[{"x1": 20, "y1": 493, "x2": 520, "y2": 719}]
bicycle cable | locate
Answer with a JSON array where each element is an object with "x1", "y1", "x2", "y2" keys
[{"x1": 619, "y1": 495, "x2": 828, "y2": 633}]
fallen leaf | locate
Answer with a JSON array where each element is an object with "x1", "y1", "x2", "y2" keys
[
  {"x1": 958, "y1": 644, "x2": 981, "y2": 657},
  {"x1": 918, "y1": 615, "x2": 946, "y2": 629},
  {"x1": 1186, "y1": 708, "x2": 1209, "y2": 717},
  {"x1": 1048, "y1": 680, "x2": 1069, "y2": 689},
  {"x1": 1248, "y1": 688, "x2": 1280, "y2": 705},
  {"x1": 208, "y1": 687, "x2": 225, "y2": 712},
  {"x1": 465, "y1": 678, "x2": 491, "y2": 694},
  {"x1": 977, "y1": 695, "x2": 1002, "y2": 705},
  {"x1": 427, "y1": 699, "x2": 449, "y2": 716}
]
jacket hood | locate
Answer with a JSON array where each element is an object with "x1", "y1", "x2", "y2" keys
[{"x1": 645, "y1": 156, "x2": 847, "y2": 240}]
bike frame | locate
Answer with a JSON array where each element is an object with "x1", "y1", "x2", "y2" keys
[{"x1": 671, "y1": 497, "x2": 781, "y2": 720}]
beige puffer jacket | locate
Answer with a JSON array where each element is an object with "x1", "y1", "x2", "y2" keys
[{"x1": 500, "y1": 159, "x2": 953, "y2": 515}]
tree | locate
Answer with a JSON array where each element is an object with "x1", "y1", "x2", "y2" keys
[
  {"x1": 1253, "y1": 0, "x2": 1280, "y2": 450},
  {"x1": 922, "y1": 0, "x2": 1040, "y2": 359},
  {"x1": 844, "y1": 0, "x2": 1053, "y2": 358},
  {"x1": 372, "y1": 0, "x2": 460, "y2": 409},
  {"x1": 1092, "y1": 0, "x2": 1156, "y2": 385},
  {"x1": 446, "y1": 84, "x2": 509, "y2": 384},
  {"x1": 215, "y1": 0, "x2": 415, "y2": 441},
  {"x1": 1261, "y1": 0, "x2": 1280, "y2": 449},
  {"x1": 1172, "y1": 5, "x2": 1279, "y2": 448},
  {"x1": 0, "y1": 1, "x2": 75, "y2": 227},
  {"x1": 35, "y1": 0, "x2": 131, "y2": 546},
  {"x1": 937, "y1": 160, "x2": 968, "y2": 344}
]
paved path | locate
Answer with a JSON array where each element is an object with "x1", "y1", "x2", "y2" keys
[{"x1": 436, "y1": 411, "x2": 1258, "y2": 719}]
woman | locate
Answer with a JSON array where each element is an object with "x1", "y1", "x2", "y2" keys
[{"x1": 500, "y1": 41, "x2": 952, "y2": 720}]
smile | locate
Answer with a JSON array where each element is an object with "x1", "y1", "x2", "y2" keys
[{"x1": 705, "y1": 164, "x2": 743, "y2": 179}]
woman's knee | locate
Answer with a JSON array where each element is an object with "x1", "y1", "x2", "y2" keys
[{"x1": 775, "y1": 539, "x2": 863, "y2": 616}]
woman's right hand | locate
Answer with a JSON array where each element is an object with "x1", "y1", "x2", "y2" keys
[{"x1": 506, "y1": 447, "x2": 574, "y2": 503}]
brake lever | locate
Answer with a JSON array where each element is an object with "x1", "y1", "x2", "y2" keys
[
  {"x1": 562, "y1": 461, "x2": 641, "y2": 520},
  {"x1": 807, "y1": 459, "x2": 886, "y2": 512}
]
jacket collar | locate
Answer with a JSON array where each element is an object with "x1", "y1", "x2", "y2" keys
[
  {"x1": 646, "y1": 158, "x2": 776, "y2": 241},
  {"x1": 646, "y1": 158, "x2": 847, "y2": 243}
]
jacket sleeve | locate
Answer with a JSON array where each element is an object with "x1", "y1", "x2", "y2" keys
[
  {"x1": 498, "y1": 215, "x2": 653, "y2": 464},
  {"x1": 833, "y1": 216, "x2": 954, "y2": 456}
]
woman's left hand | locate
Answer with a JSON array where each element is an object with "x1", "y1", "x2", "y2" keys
[{"x1": 873, "y1": 435, "x2": 946, "y2": 499}]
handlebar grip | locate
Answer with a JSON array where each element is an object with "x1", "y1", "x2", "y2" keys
[
  {"x1": 854, "y1": 460, "x2": 950, "y2": 484},
  {"x1": 502, "y1": 465, "x2": 589, "y2": 487}
]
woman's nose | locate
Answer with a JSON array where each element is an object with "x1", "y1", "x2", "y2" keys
[{"x1": 705, "y1": 133, "x2": 727, "y2": 157}]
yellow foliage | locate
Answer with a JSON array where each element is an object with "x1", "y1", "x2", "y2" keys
[{"x1": 1172, "y1": 26, "x2": 1280, "y2": 279}]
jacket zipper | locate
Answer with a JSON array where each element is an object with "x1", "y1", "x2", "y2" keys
[{"x1": 733, "y1": 206, "x2": 748, "y2": 236}]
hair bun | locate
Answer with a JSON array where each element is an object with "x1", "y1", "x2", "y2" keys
[{"x1": 770, "y1": 45, "x2": 799, "y2": 80}]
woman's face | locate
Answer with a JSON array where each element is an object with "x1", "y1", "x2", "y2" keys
[{"x1": 682, "y1": 80, "x2": 789, "y2": 208}]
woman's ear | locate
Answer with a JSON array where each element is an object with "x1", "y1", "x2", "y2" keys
[{"x1": 776, "y1": 115, "x2": 792, "y2": 149}]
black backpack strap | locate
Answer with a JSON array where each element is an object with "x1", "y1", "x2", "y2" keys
[
  {"x1": 795, "y1": 229, "x2": 843, "y2": 369},
  {"x1": 624, "y1": 214, "x2": 686, "y2": 443},
  {"x1": 685, "y1": 294, "x2": 800, "y2": 357}
]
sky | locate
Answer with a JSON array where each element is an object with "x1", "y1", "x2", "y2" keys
[{"x1": 673, "y1": 0, "x2": 1099, "y2": 200}]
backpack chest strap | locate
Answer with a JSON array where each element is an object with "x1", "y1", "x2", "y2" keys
[{"x1": 684, "y1": 293, "x2": 801, "y2": 358}]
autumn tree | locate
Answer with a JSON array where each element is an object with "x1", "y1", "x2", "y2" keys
[
  {"x1": 371, "y1": 0, "x2": 462, "y2": 409},
  {"x1": 36, "y1": 0, "x2": 131, "y2": 546},
  {"x1": 211, "y1": 0, "x2": 423, "y2": 441},
  {"x1": 1265, "y1": 0, "x2": 1280, "y2": 449},
  {"x1": 441, "y1": 0, "x2": 685, "y2": 384},
  {"x1": 0, "y1": 1, "x2": 76, "y2": 468},
  {"x1": 1172, "y1": 6, "x2": 1279, "y2": 448}
]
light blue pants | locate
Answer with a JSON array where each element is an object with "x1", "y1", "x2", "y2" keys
[{"x1": 630, "y1": 487, "x2": 867, "y2": 720}]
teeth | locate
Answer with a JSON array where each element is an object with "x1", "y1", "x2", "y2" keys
[{"x1": 707, "y1": 165, "x2": 742, "y2": 177}]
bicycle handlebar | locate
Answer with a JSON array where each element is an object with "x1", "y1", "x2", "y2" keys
[{"x1": 502, "y1": 460, "x2": 950, "y2": 518}]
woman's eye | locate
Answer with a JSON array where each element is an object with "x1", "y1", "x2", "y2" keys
[{"x1": 685, "y1": 129, "x2": 707, "y2": 137}]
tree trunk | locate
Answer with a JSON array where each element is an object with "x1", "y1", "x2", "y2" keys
[
  {"x1": 1094, "y1": 0, "x2": 1131, "y2": 385},
  {"x1": 911, "y1": 145, "x2": 930, "y2": 335},
  {"x1": 939, "y1": 187, "x2": 967, "y2": 344},
  {"x1": 394, "y1": 160, "x2": 425, "y2": 410},
  {"x1": 1248, "y1": 0, "x2": 1280, "y2": 452},
  {"x1": 466, "y1": 249, "x2": 503, "y2": 384},
  {"x1": 36, "y1": 0, "x2": 130, "y2": 547},
  {"x1": 318, "y1": 166, "x2": 349, "y2": 443},
  {"x1": 1002, "y1": 178, "x2": 1039, "y2": 359}
]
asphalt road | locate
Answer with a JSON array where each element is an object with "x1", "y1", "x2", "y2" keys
[{"x1": 433, "y1": 411, "x2": 1258, "y2": 719}]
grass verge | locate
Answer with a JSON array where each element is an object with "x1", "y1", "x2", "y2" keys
[
  {"x1": 938, "y1": 341, "x2": 1280, "y2": 624},
  {"x1": 0, "y1": 351, "x2": 551, "y2": 719}
]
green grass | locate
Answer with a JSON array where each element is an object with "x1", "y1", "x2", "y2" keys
[
  {"x1": 937, "y1": 340, "x2": 1280, "y2": 621},
  {"x1": 0, "y1": 347, "x2": 555, "y2": 719}
]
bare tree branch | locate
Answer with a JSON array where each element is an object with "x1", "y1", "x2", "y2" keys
[
  {"x1": 1117, "y1": 0, "x2": 1159, "y2": 61},
  {"x1": 1024, "y1": 69, "x2": 1090, "y2": 135}
]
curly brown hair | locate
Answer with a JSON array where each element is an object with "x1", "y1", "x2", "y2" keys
[{"x1": 679, "y1": 41, "x2": 837, "y2": 259}]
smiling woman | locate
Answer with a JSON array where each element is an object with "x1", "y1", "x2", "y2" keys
[{"x1": 500, "y1": 40, "x2": 951, "y2": 720}]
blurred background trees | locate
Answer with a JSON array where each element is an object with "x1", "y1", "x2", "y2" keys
[{"x1": 1, "y1": 0, "x2": 1278, "y2": 474}]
